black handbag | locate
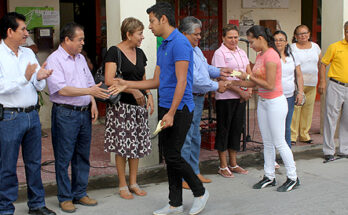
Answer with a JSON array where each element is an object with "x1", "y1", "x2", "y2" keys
[{"x1": 94, "y1": 46, "x2": 123, "y2": 104}]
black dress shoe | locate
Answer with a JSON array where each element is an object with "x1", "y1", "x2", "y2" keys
[
  {"x1": 303, "y1": 139, "x2": 313, "y2": 144},
  {"x1": 29, "y1": 206, "x2": 56, "y2": 215}
]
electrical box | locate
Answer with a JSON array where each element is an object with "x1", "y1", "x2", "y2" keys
[{"x1": 34, "y1": 27, "x2": 54, "y2": 50}]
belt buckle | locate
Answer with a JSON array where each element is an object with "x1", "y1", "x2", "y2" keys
[
  {"x1": 81, "y1": 106, "x2": 88, "y2": 111},
  {"x1": 259, "y1": 97, "x2": 266, "y2": 102}
]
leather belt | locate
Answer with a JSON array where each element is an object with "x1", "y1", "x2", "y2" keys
[
  {"x1": 54, "y1": 103, "x2": 90, "y2": 111},
  {"x1": 4, "y1": 104, "x2": 40, "y2": 113},
  {"x1": 192, "y1": 93, "x2": 205, "y2": 97},
  {"x1": 329, "y1": 78, "x2": 348, "y2": 87}
]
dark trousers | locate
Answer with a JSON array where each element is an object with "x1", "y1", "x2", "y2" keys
[
  {"x1": 0, "y1": 110, "x2": 45, "y2": 214},
  {"x1": 159, "y1": 106, "x2": 205, "y2": 207},
  {"x1": 51, "y1": 104, "x2": 92, "y2": 202},
  {"x1": 215, "y1": 99, "x2": 245, "y2": 151}
]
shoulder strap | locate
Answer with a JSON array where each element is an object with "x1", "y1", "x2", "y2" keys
[
  {"x1": 114, "y1": 46, "x2": 122, "y2": 76},
  {"x1": 289, "y1": 52, "x2": 298, "y2": 89}
]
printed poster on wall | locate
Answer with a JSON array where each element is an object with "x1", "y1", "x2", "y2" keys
[
  {"x1": 15, "y1": 7, "x2": 60, "y2": 30},
  {"x1": 242, "y1": 0, "x2": 289, "y2": 8}
]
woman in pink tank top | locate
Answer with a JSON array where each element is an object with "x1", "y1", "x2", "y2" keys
[{"x1": 227, "y1": 25, "x2": 300, "y2": 192}]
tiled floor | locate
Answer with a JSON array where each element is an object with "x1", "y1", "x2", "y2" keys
[{"x1": 16, "y1": 101, "x2": 322, "y2": 184}]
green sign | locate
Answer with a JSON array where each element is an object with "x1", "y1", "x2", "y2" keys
[{"x1": 15, "y1": 7, "x2": 55, "y2": 30}]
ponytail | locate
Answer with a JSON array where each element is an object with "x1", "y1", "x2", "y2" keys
[
  {"x1": 285, "y1": 44, "x2": 291, "y2": 57},
  {"x1": 247, "y1": 25, "x2": 280, "y2": 57},
  {"x1": 264, "y1": 28, "x2": 280, "y2": 57}
]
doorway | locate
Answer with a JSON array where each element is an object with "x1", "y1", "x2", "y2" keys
[{"x1": 60, "y1": 0, "x2": 99, "y2": 69}]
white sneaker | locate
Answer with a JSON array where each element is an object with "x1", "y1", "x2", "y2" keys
[
  {"x1": 153, "y1": 204, "x2": 184, "y2": 215},
  {"x1": 189, "y1": 190, "x2": 209, "y2": 215}
]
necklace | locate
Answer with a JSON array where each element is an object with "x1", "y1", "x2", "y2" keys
[
  {"x1": 230, "y1": 48, "x2": 245, "y2": 71},
  {"x1": 230, "y1": 48, "x2": 248, "y2": 91}
]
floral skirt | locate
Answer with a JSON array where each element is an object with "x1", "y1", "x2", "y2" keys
[{"x1": 104, "y1": 102, "x2": 151, "y2": 159}]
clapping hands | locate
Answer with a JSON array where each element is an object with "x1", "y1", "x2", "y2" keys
[{"x1": 36, "y1": 62, "x2": 53, "y2": 81}]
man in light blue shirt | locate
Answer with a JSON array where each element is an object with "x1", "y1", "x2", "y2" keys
[
  {"x1": 0, "y1": 12, "x2": 55, "y2": 215},
  {"x1": 179, "y1": 16, "x2": 230, "y2": 188}
]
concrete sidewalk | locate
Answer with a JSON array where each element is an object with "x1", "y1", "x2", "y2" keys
[{"x1": 14, "y1": 145, "x2": 348, "y2": 215}]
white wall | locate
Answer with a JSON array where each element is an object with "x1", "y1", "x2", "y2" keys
[
  {"x1": 225, "y1": 0, "x2": 301, "y2": 62},
  {"x1": 8, "y1": 0, "x2": 60, "y2": 129},
  {"x1": 322, "y1": 0, "x2": 347, "y2": 53},
  {"x1": 106, "y1": 0, "x2": 158, "y2": 168}
]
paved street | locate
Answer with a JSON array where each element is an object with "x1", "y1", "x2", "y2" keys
[{"x1": 14, "y1": 153, "x2": 348, "y2": 215}]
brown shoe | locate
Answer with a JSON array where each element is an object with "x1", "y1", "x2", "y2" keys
[
  {"x1": 59, "y1": 200, "x2": 76, "y2": 213},
  {"x1": 73, "y1": 196, "x2": 98, "y2": 206},
  {"x1": 197, "y1": 174, "x2": 212, "y2": 183},
  {"x1": 182, "y1": 181, "x2": 190, "y2": 189}
]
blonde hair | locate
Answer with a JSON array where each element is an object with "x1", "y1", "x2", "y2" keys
[{"x1": 121, "y1": 17, "x2": 144, "y2": 41}]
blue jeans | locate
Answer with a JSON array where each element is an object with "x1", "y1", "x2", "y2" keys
[
  {"x1": 51, "y1": 104, "x2": 92, "y2": 203},
  {"x1": 181, "y1": 95, "x2": 205, "y2": 175},
  {"x1": 285, "y1": 95, "x2": 295, "y2": 148},
  {"x1": 0, "y1": 110, "x2": 45, "y2": 214}
]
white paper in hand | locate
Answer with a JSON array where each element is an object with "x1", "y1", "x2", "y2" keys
[
  {"x1": 230, "y1": 70, "x2": 242, "y2": 77},
  {"x1": 153, "y1": 120, "x2": 164, "y2": 136}
]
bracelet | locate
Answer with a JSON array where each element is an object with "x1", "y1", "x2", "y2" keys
[
  {"x1": 146, "y1": 92, "x2": 152, "y2": 96},
  {"x1": 246, "y1": 74, "x2": 251, "y2": 81}
]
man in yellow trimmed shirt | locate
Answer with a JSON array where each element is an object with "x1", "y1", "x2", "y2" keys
[{"x1": 320, "y1": 21, "x2": 348, "y2": 161}]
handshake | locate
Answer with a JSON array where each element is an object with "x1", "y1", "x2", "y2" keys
[
  {"x1": 217, "y1": 81, "x2": 227, "y2": 93},
  {"x1": 216, "y1": 67, "x2": 242, "y2": 93}
]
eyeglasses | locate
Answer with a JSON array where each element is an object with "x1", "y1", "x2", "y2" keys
[
  {"x1": 296, "y1": 32, "x2": 309, "y2": 36},
  {"x1": 274, "y1": 39, "x2": 286, "y2": 42}
]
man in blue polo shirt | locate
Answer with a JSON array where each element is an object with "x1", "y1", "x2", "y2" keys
[{"x1": 109, "y1": 3, "x2": 209, "y2": 215}]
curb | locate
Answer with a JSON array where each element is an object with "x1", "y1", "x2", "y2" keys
[{"x1": 17, "y1": 144, "x2": 323, "y2": 202}]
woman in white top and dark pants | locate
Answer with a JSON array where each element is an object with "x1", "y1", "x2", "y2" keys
[
  {"x1": 290, "y1": 25, "x2": 322, "y2": 144},
  {"x1": 274, "y1": 30, "x2": 304, "y2": 148}
]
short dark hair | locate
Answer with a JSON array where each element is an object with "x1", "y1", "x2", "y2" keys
[
  {"x1": 0, "y1": 12, "x2": 26, "y2": 39},
  {"x1": 222, "y1": 24, "x2": 239, "y2": 37},
  {"x1": 60, "y1": 22, "x2": 84, "y2": 43},
  {"x1": 146, "y1": 2, "x2": 176, "y2": 27}
]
